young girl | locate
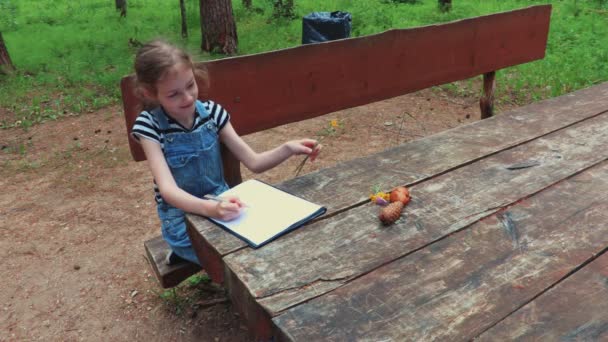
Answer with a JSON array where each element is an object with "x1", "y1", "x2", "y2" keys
[{"x1": 131, "y1": 40, "x2": 321, "y2": 265}]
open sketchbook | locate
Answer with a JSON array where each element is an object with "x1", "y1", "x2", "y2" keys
[{"x1": 208, "y1": 179, "x2": 326, "y2": 248}]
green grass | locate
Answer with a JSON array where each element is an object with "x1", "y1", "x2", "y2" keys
[
  {"x1": 1, "y1": 0, "x2": 607, "y2": 129},
  {"x1": 156, "y1": 273, "x2": 217, "y2": 316}
]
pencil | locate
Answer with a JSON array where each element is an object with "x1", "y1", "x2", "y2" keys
[{"x1": 203, "y1": 194, "x2": 250, "y2": 208}]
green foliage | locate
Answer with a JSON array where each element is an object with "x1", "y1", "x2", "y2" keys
[
  {"x1": 1, "y1": 0, "x2": 607, "y2": 129},
  {"x1": 187, "y1": 273, "x2": 211, "y2": 286},
  {"x1": 316, "y1": 118, "x2": 344, "y2": 138},
  {"x1": 381, "y1": 0, "x2": 422, "y2": 4},
  {"x1": 269, "y1": 0, "x2": 297, "y2": 18},
  {"x1": 0, "y1": 0, "x2": 18, "y2": 31},
  {"x1": 157, "y1": 273, "x2": 214, "y2": 316}
]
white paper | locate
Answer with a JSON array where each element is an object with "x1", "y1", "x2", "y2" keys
[{"x1": 209, "y1": 179, "x2": 324, "y2": 246}]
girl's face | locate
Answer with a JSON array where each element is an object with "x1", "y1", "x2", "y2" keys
[{"x1": 154, "y1": 62, "x2": 198, "y2": 120}]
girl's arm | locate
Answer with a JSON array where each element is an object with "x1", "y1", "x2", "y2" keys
[
  {"x1": 219, "y1": 122, "x2": 321, "y2": 173},
  {"x1": 140, "y1": 138, "x2": 242, "y2": 220}
]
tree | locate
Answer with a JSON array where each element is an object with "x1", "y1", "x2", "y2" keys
[
  {"x1": 0, "y1": 32, "x2": 14, "y2": 74},
  {"x1": 115, "y1": 0, "x2": 127, "y2": 17},
  {"x1": 180, "y1": 0, "x2": 188, "y2": 38},
  {"x1": 199, "y1": 0, "x2": 238, "y2": 55}
]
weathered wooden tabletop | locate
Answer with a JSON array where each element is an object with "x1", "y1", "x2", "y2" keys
[{"x1": 186, "y1": 82, "x2": 608, "y2": 341}]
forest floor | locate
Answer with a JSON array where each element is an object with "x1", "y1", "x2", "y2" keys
[{"x1": 0, "y1": 87, "x2": 515, "y2": 341}]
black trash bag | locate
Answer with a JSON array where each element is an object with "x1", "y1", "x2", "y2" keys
[{"x1": 302, "y1": 11, "x2": 352, "y2": 45}]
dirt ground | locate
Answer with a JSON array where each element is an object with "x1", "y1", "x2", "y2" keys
[{"x1": 0, "y1": 87, "x2": 508, "y2": 341}]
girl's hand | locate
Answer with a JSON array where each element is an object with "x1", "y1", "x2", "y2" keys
[
  {"x1": 287, "y1": 139, "x2": 322, "y2": 161},
  {"x1": 211, "y1": 196, "x2": 244, "y2": 221}
]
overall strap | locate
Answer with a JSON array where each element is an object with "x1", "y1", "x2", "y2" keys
[
  {"x1": 195, "y1": 100, "x2": 210, "y2": 121},
  {"x1": 150, "y1": 107, "x2": 170, "y2": 131}
]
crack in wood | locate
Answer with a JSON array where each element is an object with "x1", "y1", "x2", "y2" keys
[
  {"x1": 459, "y1": 206, "x2": 503, "y2": 223},
  {"x1": 505, "y1": 160, "x2": 541, "y2": 170},
  {"x1": 257, "y1": 275, "x2": 351, "y2": 301}
]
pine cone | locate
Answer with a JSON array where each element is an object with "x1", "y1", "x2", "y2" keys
[{"x1": 379, "y1": 201, "x2": 404, "y2": 225}]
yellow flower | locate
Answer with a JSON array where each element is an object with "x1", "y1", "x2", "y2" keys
[
  {"x1": 330, "y1": 119, "x2": 339, "y2": 128},
  {"x1": 370, "y1": 191, "x2": 390, "y2": 203}
]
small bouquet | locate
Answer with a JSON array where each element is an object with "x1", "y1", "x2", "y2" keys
[{"x1": 369, "y1": 191, "x2": 390, "y2": 205}]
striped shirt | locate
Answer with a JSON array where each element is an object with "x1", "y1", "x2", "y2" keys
[{"x1": 131, "y1": 100, "x2": 230, "y2": 203}]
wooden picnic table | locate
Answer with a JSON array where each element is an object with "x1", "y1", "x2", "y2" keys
[{"x1": 186, "y1": 81, "x2": 608, "y2": 341}]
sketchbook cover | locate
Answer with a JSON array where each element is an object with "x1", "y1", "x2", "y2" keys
[{"x1": 208, "y1": 179, "x2": 326, "y2": 248}]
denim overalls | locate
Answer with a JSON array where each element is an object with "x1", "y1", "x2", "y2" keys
[{"x1": 152, "y1": 101, "x2": 229, "y2": 265}]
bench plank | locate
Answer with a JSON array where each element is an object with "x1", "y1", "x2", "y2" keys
[
  {"x1": 144, "y1": 236, "x2": 201, "y2": 288},
  {"x1": 225, "y1": 108, "x2": 608, "y2": 337},
  {"x1": 477, "y1": 252, "x2": 608, "y2": 341},
  {"x1": 188, "y1": 82, "x2": 608, "y2": 284},
  {"x1": 121, "y1": 5, "x2": 551, "y2": 162},
  {"x1": 273, "y1": 159, "x2": 608, "y2": 341}
]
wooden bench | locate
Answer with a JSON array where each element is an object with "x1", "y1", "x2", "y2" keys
[
  {"x1": 143, "y1": 236, "x2": 201, "y2": 288},
  {"x1": 120, "y1": 5, "x2": 551, "y2": 288}
]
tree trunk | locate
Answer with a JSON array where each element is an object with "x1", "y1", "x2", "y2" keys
[
  {"x1": 199, "y1": 0, "x2": 238, "y2": 55},
  {"x1": 438, "y1": 0, "x2": 451, "y2": 12},
  {"x1": 180, "y1": 0, "x2": 188, "y2": 38},
  {"x1": 116, "y1": 0, "x2": 127, "y2": 17},
  {"x1": 0, "y1": 32, "x2": 14, "y2": 74},
  {"x1": 242, "y1": 0, "x2": 252, "y2": 9}
]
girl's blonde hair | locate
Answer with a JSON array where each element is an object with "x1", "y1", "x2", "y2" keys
[{"x1": 133, "y1": 39, "x2": 208, "y2": 102}]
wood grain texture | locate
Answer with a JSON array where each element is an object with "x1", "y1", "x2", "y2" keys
[
  {"x1": 121, "y1": 5, "x2": 551, "y2": 162},
  {"x1": 187, "y1": 82, "x2": 608, "y2": 280},
  {"x1": 273, "y1": 159, "x2": 608, "y2": 341},
  {"x1": 185, "y1": 218, "x2": 224, "y2": 283},
  {"x1": 224, "y1": 108, "x2": 608, "y2": 315},
  {"x1": 228, "y1": 111, "x2": 608, "y2": 320},
  {"x1": 477, "y1": 253, "x2": 608, "y2": 341}
]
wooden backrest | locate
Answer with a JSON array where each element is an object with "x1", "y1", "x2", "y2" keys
[{"x1": 121, "y1": 5, "x2": 551, "y2": 185}]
